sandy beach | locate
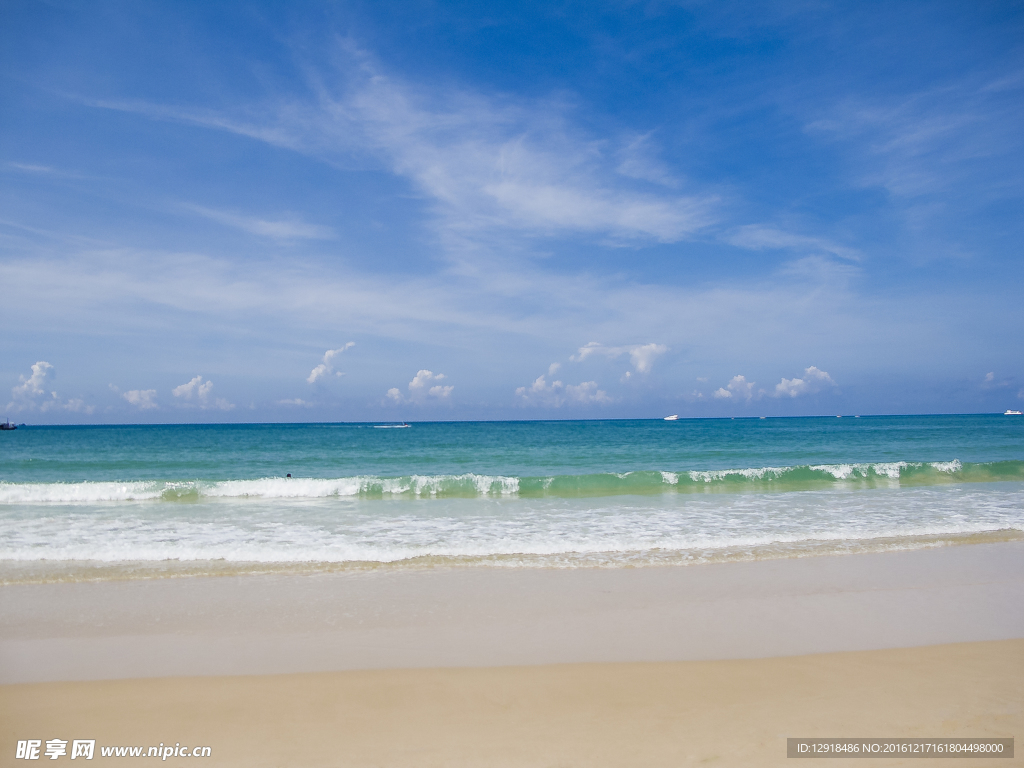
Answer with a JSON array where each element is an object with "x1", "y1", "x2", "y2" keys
[{"x1": 2, "y1": 542, "x2": 1022, "y2": 766}]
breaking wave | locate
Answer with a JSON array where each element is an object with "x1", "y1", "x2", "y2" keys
[{"x1": 1, "y1": 460, "x2": 1022, "y2": 504}]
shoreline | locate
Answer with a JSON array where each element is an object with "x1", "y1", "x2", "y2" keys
[
  {"x1": 2, "y1": 540, "x2": 1022, "y2": 684},
  {"x1": 3, "y1": 527, "x2": 1022, "y2": 586},
  {"x1": 3, "y1": 539, "x2": 1021, "y2": 766}
]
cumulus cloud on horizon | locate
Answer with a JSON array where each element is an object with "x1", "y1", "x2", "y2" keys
[
  {"x1": 123, "y1": 389, "x2": 158, "y2": 410},
  {"x1": 307, "y1": 343, "x2": 355, "y2": 383},
  {"x1": 172, "y1": 375, "x2": 234, "y2": 410},
  {"x1": 570, "y1": 342, "x2": 668, "y2": 374},
  {"x1": 710, "y1": 367, "x2": 837, "y2": 402},
  {"x1": 773, "y1": 366, "x2": 837, "y2": 398},
  {"x1": 713, "y1": 375, "x2": 758, "y2": 401},
  {"x1": 387, "y1": 369, "x2": 454, "y2": 404},
  {"x1": 515, "y1": 367, "x2": 612, "y2": 407},
  {"x1": 7, "y1": 361, "x2": 94, "y2": 414}
]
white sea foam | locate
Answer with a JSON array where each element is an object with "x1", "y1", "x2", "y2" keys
[
  {"x1": 810, "y1": 462, "x2": 912, "y2": 480},
  {"x1": 0, "y1": 481, "x2": 167, "y2": 503},
  {"x1": 0, "y1": 473, "x2": 522, "y2": 503},
  {"x1": 872, "y1": 462, "x2": 909, "y2": 479},
  {"x1": 688, "y1": 467, "x2": 787, "y2": 482},
  {"x1": 1, "y1": 484, "x2": 1021, "y2": 565}
]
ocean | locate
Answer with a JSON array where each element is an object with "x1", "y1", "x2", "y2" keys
[{"x1": 1, "y1": 415, "x2": 1022, "y2": 582}]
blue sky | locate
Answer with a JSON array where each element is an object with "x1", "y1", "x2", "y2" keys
[{"x1": 2, "y1": 0, "x2": 1022, "y2": 422}]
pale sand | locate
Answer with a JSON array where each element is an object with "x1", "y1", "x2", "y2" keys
[
  {"x1": 1, "y1": 641, "x2": 1021, "y2": 767},
  {"x1": 1, "y1": 543, "x2": 1022, "y2": 766},
  {"x1": 2, "y1": 542, "x2": 1023, "y2": 683}
]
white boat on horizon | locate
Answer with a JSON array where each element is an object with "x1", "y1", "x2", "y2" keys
[
  {"x1": 1005, "y1": 409, "x2": 1022, "y2": 416},
  {"x1": 663, "y1": 414, "x2": 680, "y2": 421}
]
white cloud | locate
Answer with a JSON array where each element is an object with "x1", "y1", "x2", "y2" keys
[
  {"x1": 515, "y1": 373, "x2": 611, "y2": 407},
  {"x1": 9, "y1": 162, "x2": 56, "y2": 174},
  {"x1": 123, "y1": 389, "x2": 158, "y2": 410},
  {"x1": 278, "y1": 398, "x2": 312, "y2": 407},
  {"x1": 408, "y1": 369, "x2": 444, "y2": 392},
  {"x1": 11, "y1": 361, "x2": 53, "y2": 401},
  {"x1": 616, "y1": 132, "x2": 680, "y2": 188},
  {"x1": 981, "y1": 371, "x2": 1009, "y2": 390},
  {"x1": 183, "y1": 204, "x2": 334, "y2": 241},
  {"x1": 172, "y1": 376, "x2": 234, "y2": 410},
  {"x1": 629, "y1": 343, "x2": 669, "y2": 374},
  {"x1": 387, "y1": 370, "x2": 454, "y2": 403},
  {"x1": 307, "y1": 342, "x2": 355, "y2": 383},
  {"x1": 726, "y1": 225, "x2": 861, "y2": 262},
  {"x1": 518, "y1": 375, "x2": 558, "y2": 397},
  {"x1": 565, "y1": 381, "x2": 611, "y2": 404},
  {"x1": 173, "y1": 375, "x2": 214, "y2": 401},
  {"x1": 570, "y1": 342, "x2": 668, "y2": 373},
  {"x1": 92, "y1": 47, "x2": 718, "y2": 250},
  {"x1": 773, "y1": 366, "x2": 837, "y2": 398},
  {"x1": 714, "y1": 375, "x2": 759, "y2": 402},
  {"x1": 805, "y1": 74, "x2": 1023, "y2": 205},
  {"x1": 7, "y1": 361, "x2": 94, "y2": 414},
  {"x1": 2, "y1": 215, "x2": 993, "y2": 422}
]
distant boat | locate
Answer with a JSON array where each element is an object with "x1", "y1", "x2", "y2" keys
[
  {"x1": 374, "y1": 422, "x2": 411, "y2": 428},
  {"x1": 663, "y1": 414, "x2": 680, "y2": 421},
  {"x1": 0, "y1": 418, "x2": 16, "y2": 431},
  {"x1": 1006, "y1": 410, "x2": 1023, "y2": 416}
]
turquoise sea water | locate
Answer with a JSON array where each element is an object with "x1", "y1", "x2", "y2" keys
[{"x1": 1, "y1": 416, "x2": 1022, "y2": 579}]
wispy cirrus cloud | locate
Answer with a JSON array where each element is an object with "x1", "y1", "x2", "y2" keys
[
  {"x1": 805, "y1": 72, "x2": 1024, "y2": 202},
  {"x1": 85, "y1": 46, "x2": 719, "y2": 253},
  {"x1": 8, "y1": 162, "x2": 58, "y2": 175},
  {"x1": 726, "y1": 225, "x2": 861, "y2": 262},
  {"x1": 182, "y1": 204, "x2": 334, "y2": 241},
  {"x1": 0, "y1": 241, "x2": 973, "y2": 389}
]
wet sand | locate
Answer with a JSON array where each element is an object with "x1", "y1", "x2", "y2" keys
[{"x1": 1, "y1": 542, "x2": 1022, "y2": 766}]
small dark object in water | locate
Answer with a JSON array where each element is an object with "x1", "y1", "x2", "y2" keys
[{"x1": 286, "y1": 473, "x2": 291, "y2": 477}]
